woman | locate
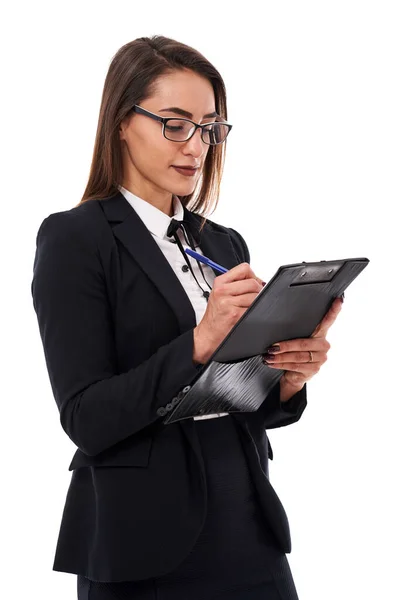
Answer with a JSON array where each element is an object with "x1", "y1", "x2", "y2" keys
[{"x1": 31, "y1": 35, "x2": 342, "y2": 600}]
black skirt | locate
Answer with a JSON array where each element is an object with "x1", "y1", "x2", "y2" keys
[{"x1": 77, "y1": 416, "x2": 299, "y2": 600}]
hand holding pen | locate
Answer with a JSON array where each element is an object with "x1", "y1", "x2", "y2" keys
[{"x1": 189, "y1": 250, "x2": 265, "y2": 365}]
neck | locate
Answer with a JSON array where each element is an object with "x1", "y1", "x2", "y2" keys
[{"x1": 120, "y1": 181, "x2": 174, "y2": 217}]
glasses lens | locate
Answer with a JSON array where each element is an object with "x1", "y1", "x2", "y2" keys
[
  {"x1": 202, "y1": 123, "x2": 230, "y2": 145},
  {"x1": 164, "y1": 120, "x2": 194, "y2": 141},
  {"x1": 164, "y1": 120, "x2": 230, "y2": 144}
]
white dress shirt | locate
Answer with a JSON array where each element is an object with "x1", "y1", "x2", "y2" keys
[{"x1": 118, "y1": 185, "x2": 229, "y2": 421}]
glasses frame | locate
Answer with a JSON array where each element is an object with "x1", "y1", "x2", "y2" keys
[{"x1": 131, "y1": 104, "x2": 233, "y2": 145}]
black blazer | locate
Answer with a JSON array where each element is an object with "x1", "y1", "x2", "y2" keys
[{"x1": 31, "y1": 190, "x2": 307, "y2": 583}]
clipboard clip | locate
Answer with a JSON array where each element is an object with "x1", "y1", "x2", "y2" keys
[{"x1": 290, "y1": 262, "x2": 343, "y2": 286}]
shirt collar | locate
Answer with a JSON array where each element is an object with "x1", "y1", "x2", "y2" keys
[{"x1": 118, "y1": 185, "x2": 184, "y2": 241}]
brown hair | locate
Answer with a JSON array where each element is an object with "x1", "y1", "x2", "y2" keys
[{"x1": 75, "y1": 35, "x2": 230, "y2": 228}]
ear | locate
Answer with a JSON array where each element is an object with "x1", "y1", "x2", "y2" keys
[{"x1": 119, "y1": 115, "x2": 130, "y2": 140}]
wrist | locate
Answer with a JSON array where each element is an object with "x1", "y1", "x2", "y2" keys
[
  {"x1": 280, "y1": 378, "x2": 305, "y2": 403},
  {"x1": 193, "y1": 326, "x2": 211, "y2": 365}
]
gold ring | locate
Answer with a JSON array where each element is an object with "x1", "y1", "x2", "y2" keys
[{"x1": 308, "y1": 351, "x2": 313, "y2": 363}]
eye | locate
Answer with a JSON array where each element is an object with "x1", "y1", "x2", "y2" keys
[{"x1": 165, "y1": 124, "x2": 184, "y2": 132}]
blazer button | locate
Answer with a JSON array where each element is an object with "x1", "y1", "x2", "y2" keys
[
  {"x1": 166, "y1": 403, "x2": 173, "y2": 411},
  {"x1": 157, "y1": 407, "x2": 167, "y2": 416},
  {"x1": 171, "y1": 397, "x2": 180, "y2": 406},
  {"x1": 183, "y1": 385, "x2": 191, "y2": 393}
]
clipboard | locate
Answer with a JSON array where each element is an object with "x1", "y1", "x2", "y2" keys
[{"x1": 163, "y1": 256, "x2": 369, "y2": 425}]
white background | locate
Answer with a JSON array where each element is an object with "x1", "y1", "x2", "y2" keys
[{"x1": 1, "y1": 1, "x2": 399, "y2": 598}]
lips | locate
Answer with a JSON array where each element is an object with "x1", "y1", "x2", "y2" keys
[
  {"x1": 172, "y1": 166, "x2": 198, "y2": 177},
  {"x1": 172, "y1": 166, "x2": 199, "y2": 170}
]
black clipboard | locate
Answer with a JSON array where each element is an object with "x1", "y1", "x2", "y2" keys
[{"x1": 163, "y1": 257, "x2": 369, "y2": 425}]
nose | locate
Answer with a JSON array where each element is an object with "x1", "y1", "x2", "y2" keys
[{"x1": 183, "y1": 126, "x2": 208, "y2": 157}]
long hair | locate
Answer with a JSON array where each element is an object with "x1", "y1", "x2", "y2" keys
[{"x1": 76, "y1": 35, "x2": 230, "y2": 227}]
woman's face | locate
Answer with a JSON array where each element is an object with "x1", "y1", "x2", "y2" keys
[{"x1": 119, "y1": 69, "x2": 216, "y2": 215}]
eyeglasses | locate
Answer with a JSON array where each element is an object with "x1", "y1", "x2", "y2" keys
[{"x1": 131, "y1": 104, "x2": 232, "y2": 145}]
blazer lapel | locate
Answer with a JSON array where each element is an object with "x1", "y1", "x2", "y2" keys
[
  {"x1": 101, "y1": 191, "x2": 251, "y2": 462},
  {"x1": 180, "y1": 205, "x2": 241, "y2": 277},
  {"x1": 100, "y1": 191, "x2": 241, "y2": 335}
]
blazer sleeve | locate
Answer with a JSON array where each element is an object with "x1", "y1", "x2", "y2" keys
[
  {"x1": 228, "y1": 226, "x2": 308, "y2": 430},
  {"x1": 31, "y1": 213, "x2": 202, "y2": 457}
]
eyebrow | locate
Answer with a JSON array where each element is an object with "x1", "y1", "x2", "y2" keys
[{"x1": 159, "y1": 107, "x2": 218, "y2": 119}]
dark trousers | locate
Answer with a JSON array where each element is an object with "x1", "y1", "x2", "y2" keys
[{"x1": 77, "y1": 571, "x2": 299, "y2": 599}]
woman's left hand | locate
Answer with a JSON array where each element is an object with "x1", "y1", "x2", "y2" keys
[{"x1": 262, "y1": 296, "x2": 344, "y2": 402}]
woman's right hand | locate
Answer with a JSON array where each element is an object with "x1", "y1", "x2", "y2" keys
[{"x1": 193, "y1": 263, "x2": 264, "y2": 364}]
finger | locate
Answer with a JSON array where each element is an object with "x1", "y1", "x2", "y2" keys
[
  {"x1": 219, "y1": 278, "x2": 263, "y2": 297},
  {"x1": 264, "y1": 338, "x2": 331, "y2": 355},
  {"x1": 311, "y1": 301, "x2": 342, "y2": 338},
  {"x1": 311, "y1": 298, "x2": 343, "y2": 338},
  {"x1": 263, "y1": 350, "x2": 328, "y2": 364},
  {"x1": 218, "y1": 262, "x2": 261, "y2": 285},
  {"x1": 265, "y1": 362, "x2": 319, "y2": 375}
]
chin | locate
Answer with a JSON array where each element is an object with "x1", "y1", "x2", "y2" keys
[{"x1": 170, "y1": 179, "x2": 197, "y2": 191}]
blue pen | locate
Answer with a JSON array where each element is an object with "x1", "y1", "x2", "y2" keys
[{"x1": 184, "y1": 248, "x2": 228, "y2": 273}]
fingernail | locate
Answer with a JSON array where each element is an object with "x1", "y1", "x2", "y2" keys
[
  {"x1": 340, "y1": 293, "x2": 345, "y2": 303},
  {"x1": 266, "y1": 344, "x2": 280, "y2": 353},
  {"x1": 261, "y1": 281, "x2": 266, "y2": 286}
]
